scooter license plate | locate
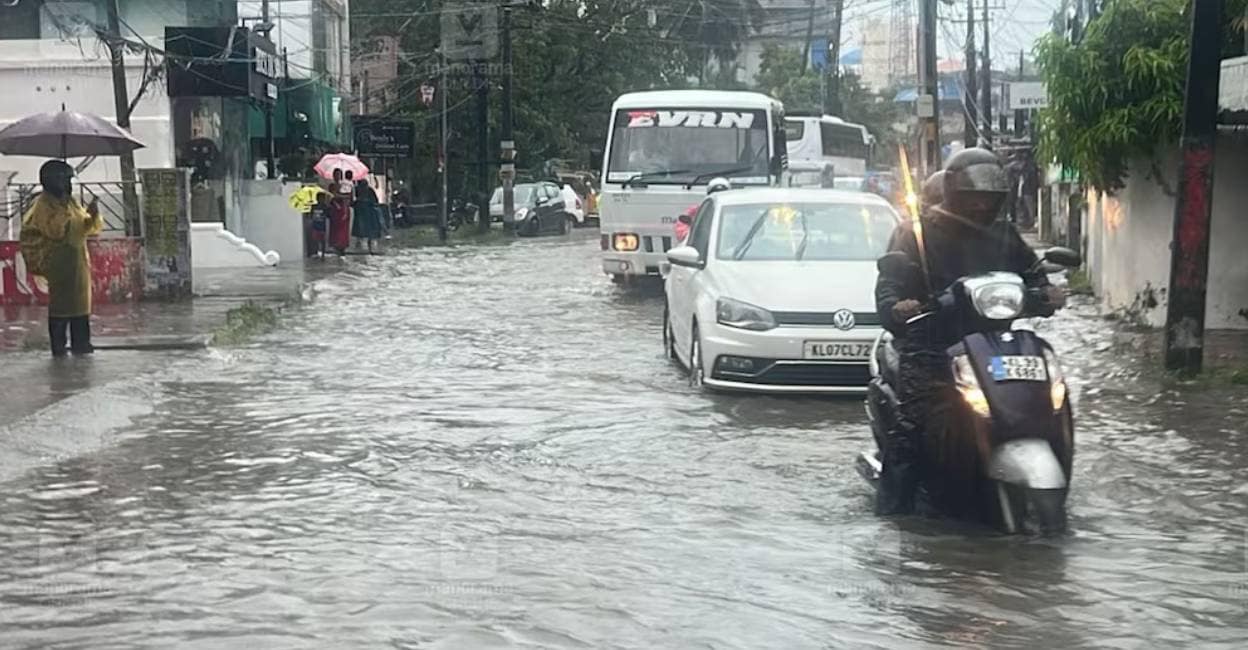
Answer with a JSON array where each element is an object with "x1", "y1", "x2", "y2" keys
[{"x1": 990, "y1": 355, "x2": 1048, "y2": 382}]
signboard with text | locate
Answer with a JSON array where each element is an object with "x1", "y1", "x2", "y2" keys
[
  {"x1": 140, "y1": 169, "x2": 193, "y2": 300},
  {"x1": 352, "y1": 117, "x2": 416, "y2": 158},
  {"x1": 441, "y1": 0, "x2": 499, "y2": 62},
  {"x1": 1008, "y1": 82, "x2": 1048, "y2": 110}
]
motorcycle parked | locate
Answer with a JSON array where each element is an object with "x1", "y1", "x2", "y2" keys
[{"x1": 858, "y1": 247, "x2": 1082, "y2": 534}]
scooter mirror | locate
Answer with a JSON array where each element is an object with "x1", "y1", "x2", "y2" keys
[{"x1": 1043, "y1": 247, "x2": 1081, "y2": 268}]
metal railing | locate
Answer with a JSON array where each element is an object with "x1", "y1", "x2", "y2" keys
[{"x1": 6, "y1": 182, "x2": 139, "y2": 234}]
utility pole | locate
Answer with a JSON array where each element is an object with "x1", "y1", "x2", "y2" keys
[
  {"x1": 104, "y1": 0, "x2": 140, "y2": 235},
  {"x1": 1015, "y1": 50, "x2": 1026, "y2": 136},
  {"x1": 1164, "y1": 0, "x2": 1224, "y2": 375},
  {"x1": 802, "y1": 0, "x2": 817, "y2": 74},
  {"x1": 980, "y1": 0, "x2": 993, "y2": 147},
  {"x1": 262, "y1": 0, "x2": 276, "y2": 179},
  {"x1": 501, "y1": 4, "x2": 516, "y2": 226},
  {"x1": 438, "y1": 51, "x2": 449, "y2": 243},
  {"x1": 917, "y1": 0, "x2": 941, "y2": 175},
  {"x1": 964, "y1": 0, "x2": 978, "y2": 147},
  {"x1": 827, "y1": 0, "x2": 845, "y2": 115},
  {"x1": 474, "y1": 61, "x2": 490, "y2": 234},
  {"x1": 360, "y1": 70, "x2": 369, "y2": 114}
]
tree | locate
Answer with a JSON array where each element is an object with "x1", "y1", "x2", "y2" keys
[
  {"x1": 754, "y1": 45, "x2": 905, "y2": 163},
  {"x1": 666, "y1": 0, "x2": 766, "y2": 84},
  {"x1": 1035, "y1": 0, "x2": 1247, "y2": 192}
]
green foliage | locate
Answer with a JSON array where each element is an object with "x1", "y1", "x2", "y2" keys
[
  {"x1": 755, "y1": 45, "x2": 905, "y2": 164},
  {"x1": 212, "y1": 302, "x2": 279, "y2": 347},
  {"x1": 1036, "y1": 0, "x2": 1247, "y2": 192}
]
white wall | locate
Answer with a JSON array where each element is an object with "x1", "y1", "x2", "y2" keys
[
  {"x1": 241, "y1": 179, "x2": 305, "y2": 266},
  {"x1": 1086, "y1": 140, "x2": 1248, "y2": 330},
  {"x1": 0, "y1": 38, "x2": 174, "y2": 183}
]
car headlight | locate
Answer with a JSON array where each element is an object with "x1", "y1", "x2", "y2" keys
[
  {"x1": 1044, "y1": 346, "x2": 1067, "y2": 411},
  {"x1": 952, "y1": 354, "x2": 990, "y2": 417},
  {"x1": 613, "y1": 233, "x2": 639, "y2": 251},
  {"x1": 716, "y1": 298, "x2": 777, "y2": 331},
  {"x1": 515, "y1": 207, "x2": 530, "y2": 220},
  {"x1": 971, "y1": 281, "x2": 1025, "y2": 320}
]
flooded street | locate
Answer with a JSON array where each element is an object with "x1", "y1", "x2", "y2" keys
[{"x1": 1, "y1": 233, "x2": 1246, "y2": 648}]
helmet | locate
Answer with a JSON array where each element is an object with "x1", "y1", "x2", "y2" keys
[
  {"x1": 706, "y1": 177, "x2": 732, "y2": 195},
  {"x1": 942, "y1": 147, "x2": 1008, "y2": 222},
  {"x1": 920, "y1": 170, "x2": 945, "y2": 209}
]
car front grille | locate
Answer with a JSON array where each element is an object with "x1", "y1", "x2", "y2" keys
[
  {"x1": 772, "y1": 311, "x2": 882, "y2": 328},
  {"x1": 752, "y1": 362, "x2": 871, "y2": 387},
  {"x1": 712, "y1": 358, "x2": 871, "y2": 387}
]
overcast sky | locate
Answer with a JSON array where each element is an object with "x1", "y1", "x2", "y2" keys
[{"x1": 842, "y1": 0, "x2": 1064, "y2": 65}]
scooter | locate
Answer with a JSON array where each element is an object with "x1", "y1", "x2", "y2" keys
[{"x1": 858, "y1": 247, "x2": 1082, "y2": 534}]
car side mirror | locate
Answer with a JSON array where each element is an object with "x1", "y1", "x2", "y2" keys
[
  {"x1": 667, "y1": 245, "x2": 703, "y2": 269},
  {"x1": 536, "y1": 196, "x2": 549, "y2": 206},
  {"x1": 1043, "y1": 247, "x2": 1081, "y2": 268}
]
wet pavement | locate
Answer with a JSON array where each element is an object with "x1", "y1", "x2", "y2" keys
[{"x1": 0, "y1": 231, "x2": 1246, "y2": 648}]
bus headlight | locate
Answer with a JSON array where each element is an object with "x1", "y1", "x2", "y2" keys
[
  {"x1": 953, "y1": 354, "x2": 990, "y2": 418},
  {"x1": 613, "y1": 233, "x2": 639, "y2": 251}
]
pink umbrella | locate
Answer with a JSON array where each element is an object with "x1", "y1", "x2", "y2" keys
[{"x1": 314, "y1": 153, "x2": 369, "y2": 180}]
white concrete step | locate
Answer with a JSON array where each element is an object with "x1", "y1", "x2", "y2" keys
[{"x1": 191, "y1": 223, "x2": 280, "y2": 269}]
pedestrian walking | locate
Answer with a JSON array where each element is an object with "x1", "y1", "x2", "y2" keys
[
  {"x1": 308, "y1": 191, "x2": 331, "y2": 258},
  {"x1": 352, "y1": 178, "x2": 384, "y2": 255},
  {"x1": 19, "y1": 160, "x2": 102, "y2": 357},
  {"x1": 327, "y1": 178, "x2": 353, "y2": 257}
]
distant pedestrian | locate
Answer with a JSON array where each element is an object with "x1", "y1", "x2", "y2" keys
[
  {"x1": 308, "y1": 191, "x2": 331, "y2": 258},
  {"x1": 327, "y1": 193, "x2": 352, "y2": 257},
  {"x1": 19, "y1": 160, "x2": 102, "y2": 357},
  {"x1": 352, "y1": 179, "x2": 384, "y2": 255}
]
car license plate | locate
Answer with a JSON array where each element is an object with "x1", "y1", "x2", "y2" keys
[
  {"x1": 990, "y1": 355, "x2": 1048, "y2": 382},
  {"x1": 804, "y1": 341, "x2": 872, "y2": 361}
]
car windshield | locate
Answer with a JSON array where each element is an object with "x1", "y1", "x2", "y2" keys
[
  {"x1": 834, "y1": 177, "x2": 865, "y2": 191},
  {"x1": 605, "y1": 108, "x2": 771, "y2": 185},
  {"x1": 787, "y1": 171, "x2": 825, "y2": 187},
  {"x1": 716, "y1": 201, "x2": 898, "y2": 262},
  {"x1": 492, "y1": 186, "x2": 535, "y2": 205}
]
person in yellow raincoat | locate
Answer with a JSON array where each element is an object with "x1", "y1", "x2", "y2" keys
[{"x1": 20, "y1": 160, "x2": 102, "y2": 357}]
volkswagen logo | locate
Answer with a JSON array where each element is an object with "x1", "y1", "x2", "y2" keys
[{"x1": 831, "y1": 309, "x2": 856, "y2": 331}]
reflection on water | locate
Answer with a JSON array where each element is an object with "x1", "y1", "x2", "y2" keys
[{"x1": 0, "y1": 235, "x2": 1246, "y2": 647}]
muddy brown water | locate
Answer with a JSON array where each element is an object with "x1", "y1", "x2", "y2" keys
[{"x1": 1, "y1": 234, "x2": 1245, "y2": 648}]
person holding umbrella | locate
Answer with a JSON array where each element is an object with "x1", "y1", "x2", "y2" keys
[{"x1": 20, "y1": 160, "x2": 102, "y2": 357}]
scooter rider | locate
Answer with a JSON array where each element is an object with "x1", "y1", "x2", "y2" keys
[{"x1": 873, "y1": 148, "x2": 1067, "y2": 515}]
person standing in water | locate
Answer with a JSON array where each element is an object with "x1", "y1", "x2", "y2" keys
[
  {"x1": 352, "y1": 178, "x2": 384, "y2": 255},
  {"x1": 20, "y1": 160, "x2": 102, "y2": 357}
]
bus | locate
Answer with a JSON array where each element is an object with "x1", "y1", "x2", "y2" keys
[
  {"x1": 784, "y1": 114, "x2": 874, "y2": 177},
  {"x1": 598, "y1": 90, "x2": 788, "y2": 280}
]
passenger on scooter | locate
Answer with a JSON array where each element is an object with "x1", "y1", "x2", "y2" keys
[{"x1": 873, "y1": 148, "x2": 1067, "y2": 515}]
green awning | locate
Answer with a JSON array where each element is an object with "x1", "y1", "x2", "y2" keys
[{"x1": 248, "y1": 80, "x2": 348, "y2": 145}]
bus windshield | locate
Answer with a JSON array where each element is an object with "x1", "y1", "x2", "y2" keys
[{"x1": 606, "y1": 108, "x2": 770, "y2": 185}]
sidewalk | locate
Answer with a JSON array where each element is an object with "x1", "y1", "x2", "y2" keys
[{"x1": 0, "y1": 264, "x2": 318, "y2": 425}]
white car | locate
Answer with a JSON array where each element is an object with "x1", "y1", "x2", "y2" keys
[{"x1": 663, "y1": 188, "x2": 902, "y2": 394}]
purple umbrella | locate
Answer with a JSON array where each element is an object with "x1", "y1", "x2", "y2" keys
[{"x1": 0, "y1": 107, "x2": 145, "y2": 158}]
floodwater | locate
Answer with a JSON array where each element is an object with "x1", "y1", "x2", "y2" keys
[{"x1": 1, "y1": 232, "x2": 1246, "y2": 648}]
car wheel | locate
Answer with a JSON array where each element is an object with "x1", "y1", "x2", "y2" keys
[
  {"x1": 663, "y1": 302, "x2": 677, "y2": 362},
  {"x1": 561, "y1": 215, "x2": 573, "y2": 235},
  {"x1": 689, "y1": 324, "x2": 704, "y2": 388}
]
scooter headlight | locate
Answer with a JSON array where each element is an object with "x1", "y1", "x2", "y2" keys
[
  {"x1": 1044, "y1": 346, "x2": 1067, "y2": 411},
  {"x1": 970, "y1": 282, "x2": 1025, "y2": 320},
  {"x1": 953, "y1": 354, "x2": 991, "y2": 417}
]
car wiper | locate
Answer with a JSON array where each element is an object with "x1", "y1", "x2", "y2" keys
[
  {"x1": 732, "y1": 208, "x2": 772, "y2": 260},
  {"x1": 684, "y1": 166, "x2": 755, "y2": 189},
  {"x1": 794, "y1": 210, "x2": 810, "y2": 261},
  {"x1": 622, "y1": 169, "x2": 691, "y2": 188}
]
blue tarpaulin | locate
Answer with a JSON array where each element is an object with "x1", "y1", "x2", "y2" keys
[{"x1": 893, "y1": 78, "x2": 965, "y2": 102}]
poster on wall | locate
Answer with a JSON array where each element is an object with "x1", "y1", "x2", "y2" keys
[{"x1": 140, "y1": 168, "x2": 193, "y2": 300}]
